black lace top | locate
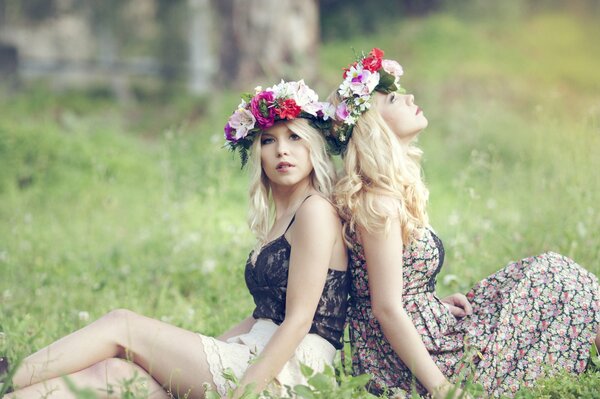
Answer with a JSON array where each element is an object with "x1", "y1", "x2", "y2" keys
[{"x1": 245, "y1": 218, "x2": 349, "y2": 349}]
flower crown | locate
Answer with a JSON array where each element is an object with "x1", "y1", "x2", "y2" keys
[
  {"x1": 224, "y1": 80, "x2": 335, "y2": 167},
  {"x1": 327, "y1": 48, "x2": 405, "y2": 155}
]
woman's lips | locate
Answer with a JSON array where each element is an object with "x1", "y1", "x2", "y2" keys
[{"x1": 276, "y1": 162, "x2": 294, "y2": 172}]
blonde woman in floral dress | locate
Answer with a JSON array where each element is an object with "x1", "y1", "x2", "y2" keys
[
  {"x1": 326, "y1": 48, "x2": 600, "y2": 398},
  {"x1": 4, "y1": 80, "x2": 349, "y2": 399}
]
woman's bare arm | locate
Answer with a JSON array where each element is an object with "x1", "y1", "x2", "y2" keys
[
  {"x1": 232, "y1": 196, "x2": 340, "y2": 397},
  {"x1": 217, "y1": 316, "x2": 257, "y2": 341},
  {"x1": 360, "y1": 212, "x2": 451, "y2": 397}
]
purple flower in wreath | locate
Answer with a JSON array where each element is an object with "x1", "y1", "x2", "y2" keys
[
  {"x1": 224, "y1": 122, "x2": 236, "y2": 142},
  {"x1": 250, "y1": 90, "x2": 276, "y2": 128}
]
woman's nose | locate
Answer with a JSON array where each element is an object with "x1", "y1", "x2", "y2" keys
[
  {"x1": 276, "y1": 142, "x2": 289, "y2": 156},
  {"x1": 407, "y1": 94, "x2": 415, "y2": 105}
]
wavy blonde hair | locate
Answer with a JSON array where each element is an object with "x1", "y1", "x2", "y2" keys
[
  {"x1": 330, "y1": 91, "x2": 429, "y2": 246},
  {"x1": 247, "y1": 118, "x2": 336, "y2": 261}
]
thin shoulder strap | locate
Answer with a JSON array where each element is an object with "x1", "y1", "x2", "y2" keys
[{"x1": 283, "y1": 195, "x2": 313, "y2": 234}]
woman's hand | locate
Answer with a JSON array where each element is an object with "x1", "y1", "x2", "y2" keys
[
  {"x1": 431, "y1": 381, "x2": 473, "y2": 399},
  {"x1": 441, "y1": 293, "x2": 473, "y2": 318}
]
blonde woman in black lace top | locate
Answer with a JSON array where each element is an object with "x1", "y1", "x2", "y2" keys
[{"x1": 6, "y1": 80, "x2": 349, "y2": 399}]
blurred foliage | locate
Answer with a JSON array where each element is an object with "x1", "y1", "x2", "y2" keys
[
  {"x1": 319, "y1": 0, "x2": 600, "y2": 41},
  {"x1": 320, "y1": 0, "x2": 405, "y2": 40}
]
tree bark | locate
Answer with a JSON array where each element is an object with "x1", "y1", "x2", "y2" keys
[
  {"x1": 214, "y1": 0, "x2": 319, "y2": 88},
  {"x1": 188, "y1": 0, "x2": 215, "y2": 95}
]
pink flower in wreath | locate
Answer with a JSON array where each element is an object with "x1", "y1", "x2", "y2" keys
[
  {"x1": 382, "y1": 59, "x2": 404, "y2": 78},
  {"x1": 228, "y1": 108, "x2": 256, "y2": 140},
  {"x1": 336, "y1": 102, "x2": 350, "y2": 121}
]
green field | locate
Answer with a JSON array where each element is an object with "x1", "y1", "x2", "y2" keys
[{"x1": 1, "y1": 8, "x2": 600, "y2": 398}]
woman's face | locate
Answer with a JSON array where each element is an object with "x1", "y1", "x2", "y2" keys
[
  {"x1": 373, "y1": 92, "x2": 428, "y2": 142},
  {"x1": 260, "y1": 122, "x2": 313, "y2": 188}
]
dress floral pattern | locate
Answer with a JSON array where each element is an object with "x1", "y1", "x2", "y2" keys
[{"x1": 347, "y1": 227, "x2": 600, "y2": 398}]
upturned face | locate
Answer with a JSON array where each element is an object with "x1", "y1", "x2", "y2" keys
[
  {"x1": 260, "y1": 122, "x2": 313, "y2": 189},
  {"x1": 373, "y1": 91, "x2": 428, "y2": 143}
]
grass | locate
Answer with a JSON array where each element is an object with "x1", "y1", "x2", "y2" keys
[{"x1": 1, "y1": 6, "x2": 600, "y2": 399}]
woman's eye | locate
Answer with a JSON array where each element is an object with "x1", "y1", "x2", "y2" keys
[
  {"x1": 290, "y1": 133, "x2": 301, "y2": 141},
  {"x1": 261, "y1": 137, "x2": 274, "y2": 145},
  {"x1": 391, "y1": 94, "x2": 396, "y2": 103}
]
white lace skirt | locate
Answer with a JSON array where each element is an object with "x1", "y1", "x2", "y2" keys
[{"x1": 199, "y1": 318, "x2": 336, "y2": 396}]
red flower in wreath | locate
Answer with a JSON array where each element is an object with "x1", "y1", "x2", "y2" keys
[
  {"x1": 362, "y1": 48, "x2": 384, "y2": 72},
  {"x1": 276, "y1": 99, "x2": 302, "y2": 120}
]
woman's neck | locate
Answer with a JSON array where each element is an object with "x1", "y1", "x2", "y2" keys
[{"x1": 270, "y1": 179, "x2": 314, "y2": 221}]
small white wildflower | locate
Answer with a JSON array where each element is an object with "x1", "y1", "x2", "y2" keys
[
  {"x1": 203, "y1": 258, "x2": 216, "y2": 273},
  {"x1": 481, "y1": 219, "x2": 493, "y2": 231},
  {"x1": 442, "y1": 274, "x2": 459, "y2": 286},
  {"x1": 337, "y1": 82, "x2": 352, "y2": 97},
  {"x1": 576, "y1": 221, "x2": 587, "y2": 238},
  {"x1": 187, "y1": 308, "x2": 195, "y2": 318},
  {"x1": 448, "y1": 211, "x2": 460, "y2": 226},
  {"x1": 510, "y1": 211, "x2": 521, "y2": 223},
  {"x1": 468, "y1": 187, "x2": 479, "y2": 200},
  {"x1": 78, "y1": 311, "x2": 90, "y2": 322},
  {"x1": 173, "y1": 234, "x2": 193, "y2": 254},
  {"x1": 449, "y1": 233, "x2": 467, "y2": 248}
]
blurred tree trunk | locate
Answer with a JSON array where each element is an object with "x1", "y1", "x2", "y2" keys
[
  {"x1": 188, "y1": 0, "x2": 215, "y2": 95},
  {"x1": 92, "y1": 0, "x2": 133, "y2": 103},
  {"x1": 212, "y1": 0, "x2": 237, "y2": 84},
  {"x1": 213, "y1": 0, "x2": 319, "y2": 88}
]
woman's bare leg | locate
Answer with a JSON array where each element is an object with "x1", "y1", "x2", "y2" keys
[
  {"x1": 7, "y1": 358, "x2": 168, "y2": 399},
  {"x1": 13, "y1": 309, "x2": 216, "y2": 398}
]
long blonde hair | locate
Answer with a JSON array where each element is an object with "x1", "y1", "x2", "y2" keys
[
  {"x1": 331, "y1": 92, "x2": 429, "y2": 246},
  {"x1": 247, "y1": 118, "x2": 336, "y2": 260}
]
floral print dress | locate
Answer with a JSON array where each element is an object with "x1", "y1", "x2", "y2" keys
[{"x1": 347, "y1": 227, "x2": 600, "y2": 398}]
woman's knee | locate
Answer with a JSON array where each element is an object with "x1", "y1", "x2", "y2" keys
[
  {"x1": 99, "y1": 308, "x2": 142, "y2": 332},
  {"x1": 102, "y1": 308, "x2": 138, "y2": 323},
  {"x1": 97, "y1": 309, "x2": 140, "y2": 352}
]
